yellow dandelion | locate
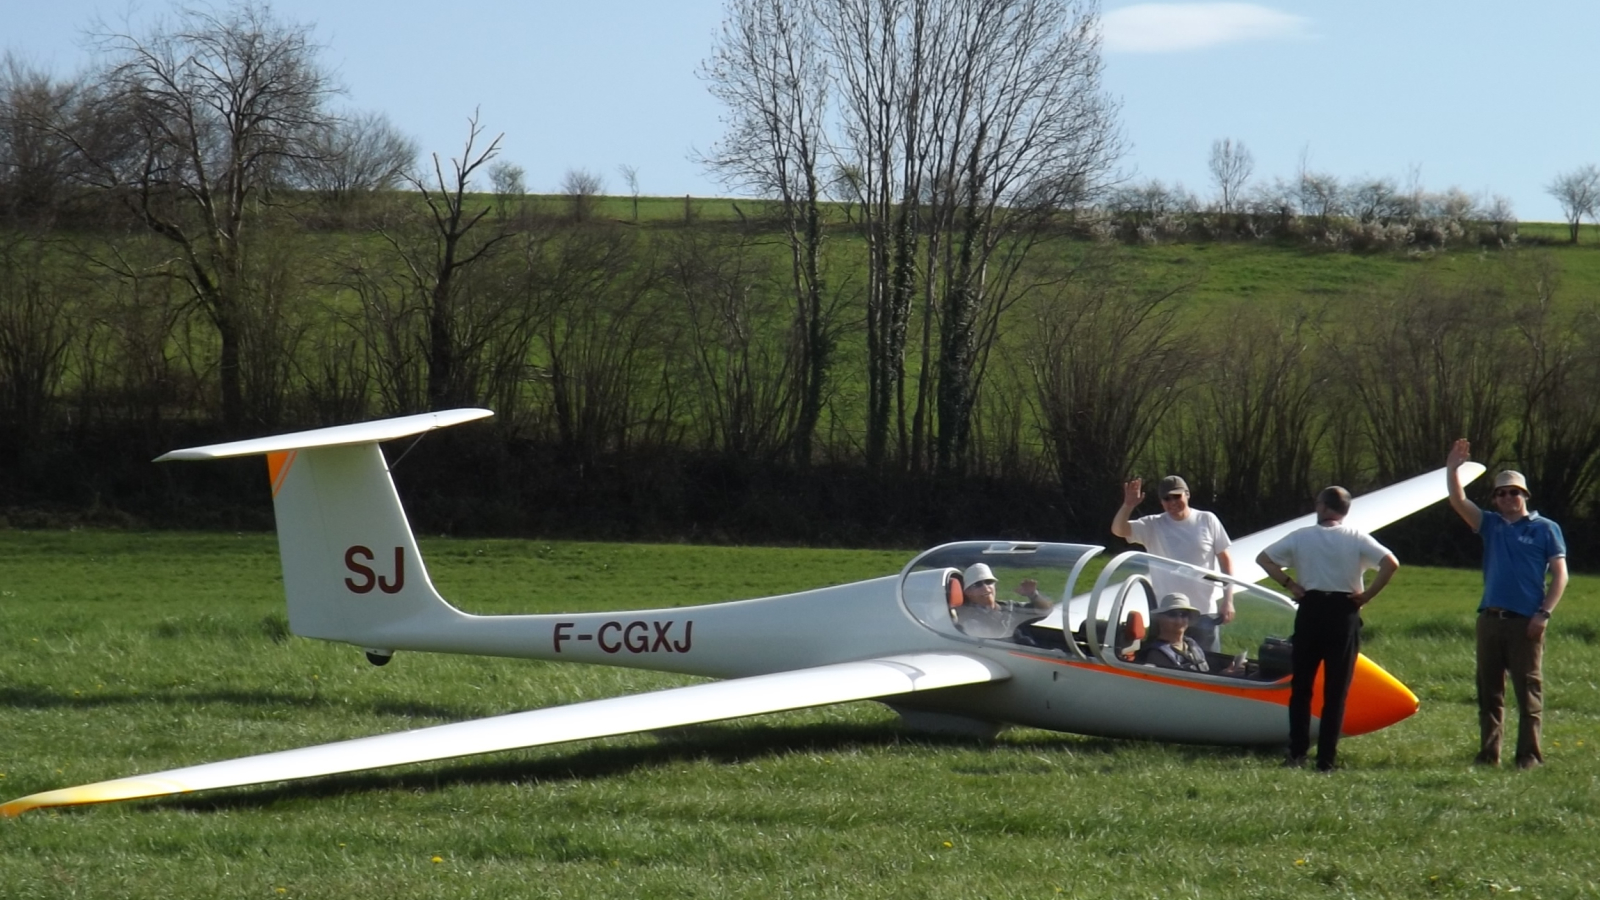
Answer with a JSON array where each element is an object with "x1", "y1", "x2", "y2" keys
[
  {"x1": 275, "y1": 889, "x2": 287, "y2": 895},
  {"x1": 942, "y1": 841, "x2": 953, "y2": 849},
  {"x1": 431, "y1": 856, "x2": 443, "y2": 864},
  {"x1": 1295, "y1": 859, "x2": 1307, "y2": 866}
]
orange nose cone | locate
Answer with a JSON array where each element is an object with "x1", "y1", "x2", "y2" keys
[{"x1": 1338, "y1": 654, "x2": 1419, "y2": 736}]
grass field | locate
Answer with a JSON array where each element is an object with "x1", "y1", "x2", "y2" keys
[{"x1": 2, "y1": 531, "x2": 1598, "y2": 899}]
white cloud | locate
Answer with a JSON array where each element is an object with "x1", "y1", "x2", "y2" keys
[{"x1": 1102, "y1": 3, "x2": 1312, "y2": 53}]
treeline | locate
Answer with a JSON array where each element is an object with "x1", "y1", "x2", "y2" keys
[{"x1": 3, "y1": 207, "x2": 1600, "y2": 561}]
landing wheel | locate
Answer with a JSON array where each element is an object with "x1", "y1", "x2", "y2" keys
[{"x1": 365, "y1": 650, "x2": 394, "y2": 667}]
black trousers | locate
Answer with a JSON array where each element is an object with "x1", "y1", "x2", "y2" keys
[{"x1": 1288, "y1": 590, "x2": 1362, "y2": 768}]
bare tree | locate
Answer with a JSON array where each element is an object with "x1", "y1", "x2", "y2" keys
[
  {"x1": 292, "y1": 110, "x2": 416, "y2": 211},
  {"x1": 60, "y1": 2, "x2": 338, "y2": 428},
  {"x1": 810, "y1": 0, "x2": 1122, "y2": 475},
  {"x1": 368, "y1": 114, "x2": 517, "y2": 411},
  {"x1": 1329, "y1": 273, "x2": 1517, "y2": 483},
  {"x1": 489, "y1": 160, "x2": 525, "y2": 221},
  {"x1": 0, "y1": 234, "x2": 76, "y2": 450},
  {"x1": 1177, "y1": 303, "x2": 1326, "y2": 529},
  {"x1": 663, "y1": 228, "x2": 797, "y2": 459},
  {"x1": 522, "y1": 225, "x2": 664, "y2": 462},
  {"x1": 1207, "y1": 138, "x2": 1252, "y2": 215},
  {"x1": 1295, "y1": 167, "x2": 1343, "y2": 234},
  {"x1": 703, "y1": 0, "x2": 835, "y2": 465},
  {"x1": 1026, "y1": 257, "x2": 1189, "y2": 519},
  {"x1": 0, "y1": 56, "x2": 91, "y2": 226},
  {"x1": 617, "y1": 163, "x2": 641, "y2": 222},
  {"x1": 561, "y1": 167, "x2": 605, "y2": 222},
  {"x1": 1500, "y1": 258, "x2": 1600, "y2": 524},
  {"x1": 1546, "y1": 164, "x2": 1600, "y2": 243}
]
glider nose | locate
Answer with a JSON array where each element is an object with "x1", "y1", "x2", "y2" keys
[{"x1": 1340, "y1": 654, "x2": 1419, "y2": 736}]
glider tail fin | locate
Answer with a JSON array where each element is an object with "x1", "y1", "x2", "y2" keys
[{"x1": 157, "y1": 409, "x2": 494, "y2": 646}]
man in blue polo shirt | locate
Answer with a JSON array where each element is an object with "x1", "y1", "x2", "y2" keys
[{"x1": 1447, "y1": 439, "x2": 1569, "y2": 769}]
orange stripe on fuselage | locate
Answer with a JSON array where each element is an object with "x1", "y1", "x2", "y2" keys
[
  {"x1": 1007, "y1": 651, "x2": 1418, "y2": 736},
  {"x1": 267, "y1": 450, "x2": 297, "y2": 497}
]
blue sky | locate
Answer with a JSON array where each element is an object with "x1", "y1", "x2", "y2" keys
[{"x1": 7, "y1": 1, "x2": 1597, "y2": 223}]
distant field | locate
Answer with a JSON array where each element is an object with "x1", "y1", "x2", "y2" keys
[{"x1": 2, "y1": 530, "x2": 1598, "y2": 899}]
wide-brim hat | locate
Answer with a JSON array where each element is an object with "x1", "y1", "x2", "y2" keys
[
  {"x1": 1154, "y1": 592, "x2": 1199, "y2": 615},
  {"x1": 1494, "y1": 470, "x2": 1529, "y2": 495},
  {"x1": 963, "y1": 563, "x2": 997, "y2": 585}
]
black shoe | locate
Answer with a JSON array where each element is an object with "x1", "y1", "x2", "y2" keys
[
  {"x1": 1515, "y1": 757, "x2": 1542, "y2": 771},
  {"x1": 1315, "y1": 763, "x2": 1337, "y2": 773},
  {"x1": 1281, "y1": 755, "x2": 1306, "y2": 769},
  {"x1": 1473, "y1": 753, "x2": 1500, "y2": 767}
]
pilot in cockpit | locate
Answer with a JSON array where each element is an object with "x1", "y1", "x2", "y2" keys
[
  {"x1": 1137, "y1": 593, "x2": 1211, "y2": 671},
  {"x1": 1138, "y1": 592, "x2": 1247, "y2": 675},
  {"x1": 954, "y1": 563, "x2": 1053, "y2": 638}
]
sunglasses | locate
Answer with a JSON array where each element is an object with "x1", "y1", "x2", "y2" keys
[
  {"x1": 1493, "y1": 488, "x2": 1526, "y2": 499},
  {"x1": 1161, "y1": 610, "x2": 1193, "y2": 619},
  {"x1": 1161, "y1": 493, "x2": 1186, "y2": 502}
]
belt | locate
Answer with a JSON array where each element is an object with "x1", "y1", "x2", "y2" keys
[
  {"x1": 1481, "y1": 607, "x2": 1527, "y2": 619},
  {"x1": 1302, "y1": 590, "x2": 1352, "y2": 600}
]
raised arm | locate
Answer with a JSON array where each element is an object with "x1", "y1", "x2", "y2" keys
[
  {"x1": 1447, "y1": 439, "x2": 1483, "y2": 531},
  {"x1": 1111, "y1": 479, "x2": 1142, "y2": 540}
]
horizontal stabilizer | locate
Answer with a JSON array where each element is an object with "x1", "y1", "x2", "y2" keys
[
  {"x1": 1, "y1": 652, "x2": 1007, "y2": 816},
  {"x1": 155, "y1": 408, "x2": 493, "y2": 461}
]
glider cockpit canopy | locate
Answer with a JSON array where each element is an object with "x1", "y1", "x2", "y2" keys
[{"x1": 899, "y1": 541, "x2": 1298, "y2": 682}]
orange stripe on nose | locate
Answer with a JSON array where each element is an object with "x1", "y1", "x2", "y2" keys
[
  {"x1": 266, "y1": 450, "x2": 297, "y2": 497},
  {"x1": 1336, "y1": 654, "x2": 1419, "y2": 735}
]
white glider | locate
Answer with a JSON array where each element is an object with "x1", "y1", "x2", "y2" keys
[{"x1": 2, "y1": 410, "x2": 1483, "y2": 816}]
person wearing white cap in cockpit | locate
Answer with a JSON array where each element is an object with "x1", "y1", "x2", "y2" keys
[{"x1": 954, "y1": 563, "x2": 1053, "y2": 637}]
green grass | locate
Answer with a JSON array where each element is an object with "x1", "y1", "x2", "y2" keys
[{"x1": 3, "y1": 530, "x2": 1599, "y2": 899}]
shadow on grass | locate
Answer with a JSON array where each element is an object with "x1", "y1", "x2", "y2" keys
[
  {"x1": 139, "y1": 720, "x2": 1283, "y2": 815},
  {"x1": 0, "y1": 684, "x2": 464, "y2": 721}
]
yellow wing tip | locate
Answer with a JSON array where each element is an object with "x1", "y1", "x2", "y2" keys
[{"x1": 1, "y1": 778, "x2": 191, "y2": 816}]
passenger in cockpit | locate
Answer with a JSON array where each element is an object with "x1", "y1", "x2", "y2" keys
[
  {"x1": 954, "y1": 563, "x2": 1053, "y2": 638},
  {"x1": 1137, "y1": 593, "x2": 1211, "y2": 671}
]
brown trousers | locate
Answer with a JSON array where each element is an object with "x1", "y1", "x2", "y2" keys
[{"x1": 1475, "y1": 612, "x2": 1545, "y2": 766}]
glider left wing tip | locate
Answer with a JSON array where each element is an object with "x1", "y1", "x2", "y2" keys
[{"x1": 1, "y1": 777, "x2": 187, "y2": 817}]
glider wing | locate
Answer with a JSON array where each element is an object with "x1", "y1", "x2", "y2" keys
[
  {"x1": 1, "y1": 652, "x2": 1007, "y2": 816},
  {"x1": 1227, "y1": 462, "x2": 1485, "y2": 583}
]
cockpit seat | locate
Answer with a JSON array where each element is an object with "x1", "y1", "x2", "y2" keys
[
  {"x1": 946, "y1": 572, "x2": 964, "y2": 623},
  {"x1": 1116, "y1": 610, "x2": 1146, "y2": 661}
]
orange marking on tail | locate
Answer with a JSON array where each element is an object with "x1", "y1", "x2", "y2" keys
[{"x1": 267, "y1": 450, "x2": 297, "y2": 497}]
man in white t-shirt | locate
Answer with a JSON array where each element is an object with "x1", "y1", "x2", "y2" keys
[
  {"x1": 1112, "y1": 475, "x2": 1234, "y2": 650},
  {"x1": 1257, "y1": 486, "x2": 1399, "y2": 772}
]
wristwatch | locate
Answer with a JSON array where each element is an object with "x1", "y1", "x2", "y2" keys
[{"x1": 1535, "y1": 609, "x2": 1552, "y2": 620}]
